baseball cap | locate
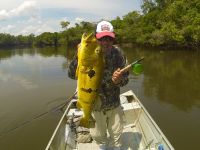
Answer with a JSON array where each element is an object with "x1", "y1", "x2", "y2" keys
[{"x1": 96, "y1": 21, "x2": 115, "y2": 39}]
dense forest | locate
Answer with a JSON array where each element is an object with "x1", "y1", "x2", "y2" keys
[{"x1": 0, "y1": 0, "x2": 199, "y2": 49}]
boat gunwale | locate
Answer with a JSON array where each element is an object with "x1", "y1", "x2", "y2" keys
[
  {"x1": 125, "y1": 90, "x2": 175, "y2": 150},
  {"x1": 45, "y1": 99, "x2": 77, "y2": 150},
  {"x1": 45, "y1": 90, "x2": 175, "y2": 150}
]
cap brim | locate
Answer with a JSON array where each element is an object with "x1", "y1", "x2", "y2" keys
[{"x1": 96, "y1": 32, "x2": 115, "y2": 39}]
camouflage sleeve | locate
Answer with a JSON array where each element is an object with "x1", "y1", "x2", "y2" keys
[
  {"x1": 104, "y1": 46, "x2": 129, "y2": 87},
  {"x1": 116, "y1": 50, "x2": 129, "y2": 87},
  {"x1": 68, "y1": 53, "x2": 78, "y2": 80}
]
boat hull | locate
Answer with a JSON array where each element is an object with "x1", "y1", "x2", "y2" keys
[{"x1": 45, "y1": 90, "x2": 174, "y2": 150}]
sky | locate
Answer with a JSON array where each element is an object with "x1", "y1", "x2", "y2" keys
[{"x1": 0, "y1": 0, "x2": 142, "y2": 36}]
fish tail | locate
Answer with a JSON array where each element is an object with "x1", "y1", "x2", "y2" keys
[
  {"x1": 76, "y1": 101, "x2": 95, "y2": 128},
  {"x1": 79, "y1": 116, "x2": 95, "y2": 128},
  {"x1": 76, "y1": 101, "x2": 82, "y2": 109}
]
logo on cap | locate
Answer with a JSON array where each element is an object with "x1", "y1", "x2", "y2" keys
[{"x1": 101, "y1": 24, "x2": 110, "y2": 32}]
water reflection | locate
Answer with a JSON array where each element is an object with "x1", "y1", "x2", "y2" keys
[
  {"x1": 67, "y1": 46, "x2": 200, "y2": 111},
  {"x1": 118, "y1": 47, "x2": 200, "y2": 149},
  {"x1": 0, "y1": 47, "x2": 70, "y2": 150},
  {"x1": 0, "y1": 46, "x2": 67, "y2": 59},
  {"x1": 144, "y1": 50, "x2": 200, "y2": 111},
  {"x1": 0, "y1": 46, "x2": 200, "y2": 150}
]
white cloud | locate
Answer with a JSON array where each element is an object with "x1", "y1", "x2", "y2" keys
[
  {"x1": 0, "y1": 24, "x2": 15, "y2": 33},
  {"x1": 1, "y1": 0, "x2": 140, "y2": 10},
  {"x1": 75, "y1": 17, "x2": 84, "y2": 23},
  {"x1": 0, "y1": 17, "x2": 57, "y2": 35},
  {"x1": 17, "y1": 25, "x2": 37, "y2": 35},
  {"x1": 0, "y1": 0, "x2": 141, "y2": 35},
  {"x1": 16, "y1": 19, "x2": 56, "y2": 35},
  {"x1": 15, "y1": 1, "x2": 38, "y2": 19},
  {"x1": 38, "y1": 0, "x2": 139, "y2": 16},
  {"x1": 0, "y1": 10, "x2": 8, "y2": 20},
  {"x1": 1, "y1": 0, "x2": 140, "y2": 19},
  {"x1": 0, "y1": 1, "x2": 38, "y2": 21}
]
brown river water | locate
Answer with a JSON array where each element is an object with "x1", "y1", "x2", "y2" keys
[{"x1": 0, "y1": 46, "x2": 200, "y2": 150}]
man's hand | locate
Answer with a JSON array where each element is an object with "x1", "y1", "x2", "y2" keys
[{"x1": 112, "y1": 68, "x2": 122, "y2": 84}]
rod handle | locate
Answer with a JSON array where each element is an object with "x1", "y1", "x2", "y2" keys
[{"x1": 120, "y1": 57, "x2": 144, "y2": 73}]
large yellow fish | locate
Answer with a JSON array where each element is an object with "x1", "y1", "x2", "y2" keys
[{"x1": 76, "y1": 33, "x2": 104, "y2": 128}]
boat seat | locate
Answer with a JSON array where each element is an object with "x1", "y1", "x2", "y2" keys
[
  {"x1": 67, "y1": 108, "x2": 83, "y2": 117},
  {"x1": 121, "y1": 102, "x2": 141, "y2": 111}
]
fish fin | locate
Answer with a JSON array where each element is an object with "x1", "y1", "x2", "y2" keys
[
  {"x1": 81, "y1": 33, "x2": 86, "y2": 41},
  {"x1": 86, "y1": 33, "x2": 94, "y2": 41},
  {"x1": 76, "y1": 101, "x2": 82, "y2": 109},
  {"x1": 75, "y1": 65, "x2": 79, "y2": 78},
  {"x1": 77, "y1": 43, "x2": 81, "y2": 49},
  {"x1": 82, "y1": 32, "x2": 94, "y2": 42}
]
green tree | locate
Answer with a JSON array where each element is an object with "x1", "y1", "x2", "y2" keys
[{"x1": 60, "y1": 21, "x2": 70, "y2": 30}]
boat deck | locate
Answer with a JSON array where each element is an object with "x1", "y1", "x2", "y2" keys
[
  {"x1": 45, "y1": 91, "x2": 174, "y2": 150},
  {"x1": 77, "y1": 113, "x2": 158, "y2": 150},
  {"x1": 76, "y1": 97, "x2": 153, "y2": 150},
  {"x1": 78, "y1": 126, "x2": 144, "y2": 150}
]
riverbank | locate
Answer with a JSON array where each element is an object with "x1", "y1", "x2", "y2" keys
[{"x1": 1, "y1": 41, "x2": 199, "y2": 51}]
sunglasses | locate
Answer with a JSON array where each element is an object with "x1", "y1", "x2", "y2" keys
[{"x1": 98, "y1": 36, "x2": 114, "y2": 42}]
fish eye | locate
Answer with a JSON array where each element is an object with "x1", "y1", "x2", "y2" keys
[{"x1": 95, "y1": 48, "x2": 101, "y2": 53}]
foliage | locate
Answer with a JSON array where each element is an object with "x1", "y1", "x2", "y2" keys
[
  {"x1": 34, "y1": 32, "x2": 59, "y2": 46},
  {"x1": 0, "y1": 0, "x2": 199, "y2": 49},
  {"x1": 139, "y1": 0, "x2": 200, "y2": 48},
  {"x1": 0, "y1": 33, "x2": 34, "y2": 47},
  {"x1": 60, "y1": 21, "x2": 70, "y2": 30}
]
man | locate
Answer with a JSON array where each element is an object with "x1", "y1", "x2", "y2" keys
[{"x1": 68, "y1": 20, "x2": 129, "y2": 150}]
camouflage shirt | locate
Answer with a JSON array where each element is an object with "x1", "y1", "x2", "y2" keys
[{"x1": 68, "y1": 45, "x2": 129, "y2": 111}]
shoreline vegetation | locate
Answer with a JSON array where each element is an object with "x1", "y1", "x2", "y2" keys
[{"x1": 0, "y1": 0, "x2": 199, "y2": 50}]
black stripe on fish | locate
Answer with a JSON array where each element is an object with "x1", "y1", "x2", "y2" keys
[
  {"x1": 80, "y1": 69, "x2": 95, "y2": 78},
  {"x1": 81, "y1": 88, "x2": 98, "y2": 93},
  {"x1": 88, "y1": 69, "x2": 95, "y2": 78}
]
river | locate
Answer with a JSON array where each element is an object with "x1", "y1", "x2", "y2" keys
[{"x1": 0, "y1": 46, "x2": 200, "y2": 150}]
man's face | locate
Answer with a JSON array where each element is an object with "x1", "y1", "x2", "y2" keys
[{"x1": 97, "y1": 36, "x2": 114, "y2": 53}]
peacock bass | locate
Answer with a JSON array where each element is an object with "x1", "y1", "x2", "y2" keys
[{"x1": 76, "y1": 33, "x2": 104, "y2": 128}]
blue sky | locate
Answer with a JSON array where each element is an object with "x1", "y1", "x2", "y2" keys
[{"x1": 0, "y1": 0, "x2": 142, "y2": 35}]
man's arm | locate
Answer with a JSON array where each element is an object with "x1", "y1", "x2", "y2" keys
[{"x1": 112, "y1": 52, "x2": 129, "y2": 87}]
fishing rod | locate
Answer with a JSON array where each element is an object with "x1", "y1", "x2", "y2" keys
[
  {"x1": 121, "y1": 57, "x2": 144, "y2": 74},
  {"x1": 0, "y1": 91, "x2": 77, "y2": 138}
]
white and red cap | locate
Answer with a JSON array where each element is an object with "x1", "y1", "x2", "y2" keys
[{"x1": 96, "y1": 21, "x2": 115, "y2": 39}]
